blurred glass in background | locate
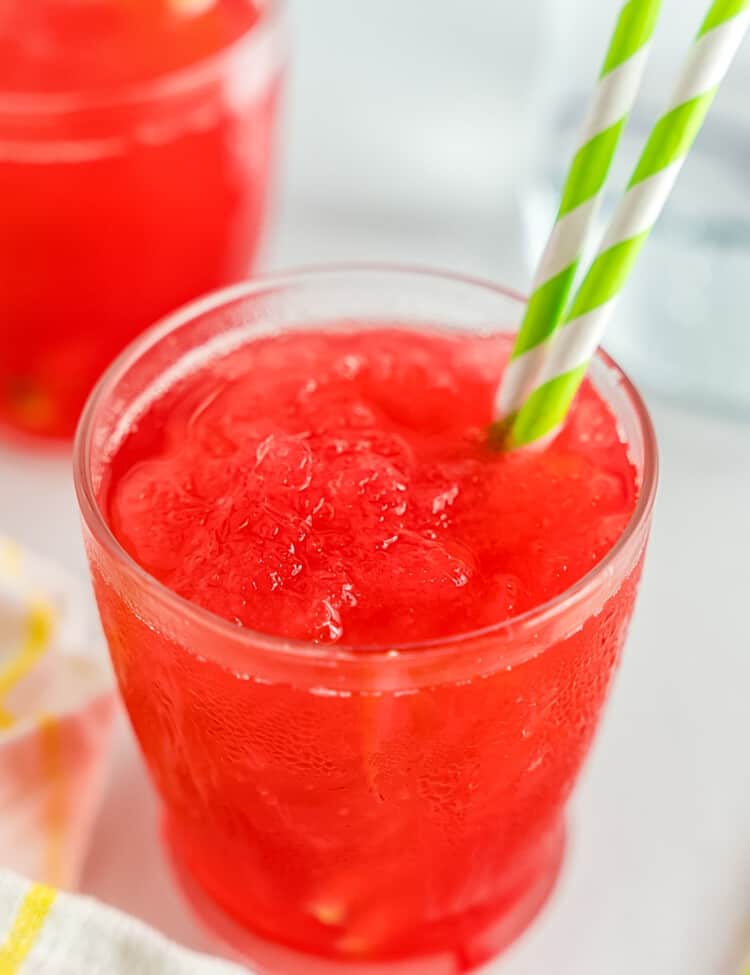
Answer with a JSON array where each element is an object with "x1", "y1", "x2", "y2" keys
[
  {"x1": 0, "y1": 0, "x2": 283, "y2": 442},
  {"x1": 523, "y1": 0, "x2": 750, "y2": 417}
]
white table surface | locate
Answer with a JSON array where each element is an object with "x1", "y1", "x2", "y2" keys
[{"x1": 2, "y1": 2, "x2": 750, "y2": 970}]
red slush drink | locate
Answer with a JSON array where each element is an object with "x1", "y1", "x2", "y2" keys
[
  {"x1": 0, "y1": 0, "x2": 283, "y2": 440},
  {"x1": 75, "y1": 269, "x2": 657, "y2": 974}
]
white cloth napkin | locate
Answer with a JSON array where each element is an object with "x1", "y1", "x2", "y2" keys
[
  {"x1": 0, "y1": 537, "x2": 115, "y2": 887},
  {"x1": 0, "y1": 870, "x2": 250, "y2": 974}
]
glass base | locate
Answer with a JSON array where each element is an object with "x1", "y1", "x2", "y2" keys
[{"x1": 165, "y1": 819, "x2": 565, "y2": 975}]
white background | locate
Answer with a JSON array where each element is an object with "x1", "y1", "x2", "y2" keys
[{"x1": 1, "y1": 1, "x2": 750, "y2": 972}]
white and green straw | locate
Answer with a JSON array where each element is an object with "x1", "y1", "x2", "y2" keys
[
  {"x1": 496, "y1": 0, "x2": 750, "y2": 449},
  {"x1": 495, "y1": 0, "x2": 662, "y2": 421}
]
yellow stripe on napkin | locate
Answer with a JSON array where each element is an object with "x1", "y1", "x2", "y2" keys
[
  {"x1": 0, "y1": 601, "x2": 54, "y2": 729},
  {"x1": 0, "y1": 884, "x2": 56, "y2": 974}
]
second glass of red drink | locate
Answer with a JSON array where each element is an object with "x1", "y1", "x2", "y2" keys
[{"x1": 0, "y1": 0, "x2": 284, "y2": 441}]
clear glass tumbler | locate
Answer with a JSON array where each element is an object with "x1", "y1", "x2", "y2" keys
[{"x1": 74, "y1": 267, "x2": 658, "y2": 974}]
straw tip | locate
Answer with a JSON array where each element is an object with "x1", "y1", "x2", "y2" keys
[{"x1": 486, "y1": 414, "x2": 517, "y2": 452}]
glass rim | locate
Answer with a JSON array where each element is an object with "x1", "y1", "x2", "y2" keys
[
  {"x1": 73, "y1": 263, "x2": 659, "y2": 663},
  {"x1": 0, "y1": 0, "x2": 285, "y2": 117}
]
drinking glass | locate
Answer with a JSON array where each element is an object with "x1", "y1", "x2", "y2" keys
[
  {"x1": 0, "y1": 1, "x2": 285, "y2": 441},
  {"x1": 74, "y1": 267, "x2": 657, "y2": 974}
]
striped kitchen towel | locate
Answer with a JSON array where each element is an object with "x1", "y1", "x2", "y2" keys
[
  {"x1": 0, "y1": 537, "x2": 115, "y2": 888},
  {"x1": 0, "y1": 871, "x2": 250, "y2": 974}
]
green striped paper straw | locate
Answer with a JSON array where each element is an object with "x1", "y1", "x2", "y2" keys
[
  {"x1": 495, "y1": 0, "x2": 662, "y2": 422},
  {"x1": 504, "y1": 0, "x2": 750, "y2": 449}
]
